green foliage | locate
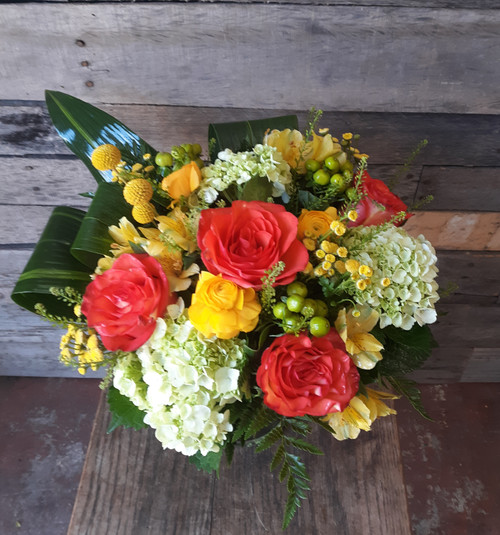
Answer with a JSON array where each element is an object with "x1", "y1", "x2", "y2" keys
[
  {"x1": 231, "y1": 400, "x2": 323, "y2": 529},
  {"x1": 107, "y1": 386, "x2": 147, "y2": 433},
  {"x1": 260, "y1": 261, "x2": 285, "y2": 315},
  {"x1": 240, "y1": 175, "x2": 274, "y2": 202},
  {"x1": 188, "y1": 449, "x2": 224, "y2": 476},
  {"x1": 384, "y1": 376, "x2": 432, "y2": 420},
  {"x1": 372, "y1": 324, "x2": 438, "y2": 376}
]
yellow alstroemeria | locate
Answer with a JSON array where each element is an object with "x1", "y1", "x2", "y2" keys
[
  {"x1": 264, "y1": 129, "x2": 343, "y2": 173},
  {"x1": 323, "y1": 388, "x2": 398, "y2": 441},
  {"x1": 156, "y1": 207, "x2": 197, "y2": 254},
  {"x1": 335, "y1": 306, "x2": 384, "y2": 370},
  {"x1": 108, "y1": 216, "x2": 143, "y2": 256}
]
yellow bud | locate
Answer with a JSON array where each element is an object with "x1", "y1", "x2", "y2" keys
[
  {"x1": 87, "y1": 334, "x2": 99, "y2": 350},
  {"x1": 73, "y1": 304, "x2": 81, "y2": 317},
  {"x1": 351, "y1": 272, "x2": 360, "y2": 281},
  {"x1": 314, "y1": 266, "x2": 327, "y2": 277},
  {"x1": 337, "y1": 247, "x2": 348, "y2": 258},
  {"x1": 144, "y1": 165, "x2": 155, "y2": 173},
  {"x1": 347, "y1": 210, "x2": 358, "y2": 222},
  {"x1": 303, "y1": 262, "x2": 314, "y2": 274},
  {"x1": 303, "y1": 238, "x2": 316, "y2": 251},
  {"x1": 322, "y1": 261, "x2": 332, "y2": 271},
  {"x1": 382, "y1": 277, "x2": 391, "y2": 287},
  {"x1": 334, "y1": 260, "x2": 346, "y2": 274},
  {"x1": 342, "y1": 133, "x2": 353, "y2": 140},
  {"x1": 143, "y1": 153, "x2": 151, "y2": 160},
  {"x1": 359, "y1": 265, "x2": 373, "y2": 277},
  {"x1": 132, "y1": 163, "x2": 143, "y2": 172},
  {"x1": 315, "y1": 249, "x2": 326, "y2": 259},
  {"x1": 356, "y1": 279, "x2": 367, "y2": 291},
  {"x1": 91, "y1": 144, "x2": 121, "y2": 171},
  {"x1": 345, "y1": 259, "x2": 360, "y2": 273},
  {"x1": 352, "y1": 309, "x2": 361, "y2": 318},
  {"x1": 325, "y1": 253, "x2": 336, "y2": 263},
  {"x1": 334, "y1": 223, "x2": 346, "y2": 236}
]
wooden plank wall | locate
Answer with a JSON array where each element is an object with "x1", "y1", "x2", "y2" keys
[{"x1": 0, "y1": 1, "x2": 499, "y2": 381}]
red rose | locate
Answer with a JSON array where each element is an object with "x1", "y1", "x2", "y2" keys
[
  {"x1": 351, "y1": 172, "x2": 411, "y2": 227},
  {"x1": 256, "y1": 330, "x2": 360, "y2": 417},
  {"x1": 197, "y1": 200, "x2": 309, "y2": 290},
  {"x1": 81, "y1": 254, "x2": 174, "y2": 352}
]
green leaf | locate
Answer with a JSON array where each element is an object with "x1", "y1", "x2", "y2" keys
[
  {"x1": 298, "y1": 189, "x2": 322, "y2": 209},
  {"x1": 188, "y1": 449, "x2": 224, "y2": 476},
  {"x1": 270, "y1": 443, "x2": 285, "y2": 471},
  {"x1": 244, "y1": 403, "x2": 278, "y2": 440},
  {"x1": 240, "y1": 175, "x2": 274, "y2": 202},
  {"x1": 373, "y1": 324, "x2": 438, "y2": 376},
  {"x1": 285, "y1": 436, "x2": 323, "y2": 456},
  {"x1": 385, "y1": 376, "x2": 433, "y2": 420},
  {"x1": 107, "y1": 386, "x2": 147, "y2": 433},
  {"x1": 71, "y1": 182, "x2": 133, "y2": 269},
  {"x1": 208, "y1": 115, "x2": 299, "y2": 162},
  {"x1": 45, "y1": 90, "x2": 157, "y2": 184},
  {"x1": 11, "y1": 207, "x2": 92, "y2": 316},
  {"x1": 254, "y1": 427, "x2": 283, "y2": 452}
]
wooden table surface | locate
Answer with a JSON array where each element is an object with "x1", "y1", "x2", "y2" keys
[{"x1": 68, "y1": 395, "x2": 410, "y2": 535}]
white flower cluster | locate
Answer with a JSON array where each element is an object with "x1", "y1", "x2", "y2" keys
[
  {"x1": 198, "y1": 144, "x2": 292, "y2": 203},
  {"x1": 113, "y1": 315, "x2": 247, "y2": 456},
  {"x1": 344, "y1": 226, "x2": 439, "y2": 330}
]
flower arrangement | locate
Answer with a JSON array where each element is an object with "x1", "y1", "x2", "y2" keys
[{"x1": 12, "y1": 92, "x2": 439, "y2": 529}]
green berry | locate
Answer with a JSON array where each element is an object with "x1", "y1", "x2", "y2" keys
[
  {"x1": 287, "y1": 281, "x2": 308, "y2": 298},
  {"x1": 343, "y1": 170, "x2": 353, "y2": 181},
  {"x1": 313, "y1": 169, "x2": 330, "y2": 186},
  {"x1": 305, "y1": 159, "x2": 321, "y2": 172},
  {"x1": 324, "y1": 156, "x2": 340, "y2": 172},
  {"x1": 283, "y1": 314, "x2": 301, "y2": 333},
  {"x1": 309, "y1": 316, "x2": 330, "y2": 337},
  {"x1": 273, "y1": 302, "x2": 287, "y2": 319},
  {"x1": 155, "y1": 152, "x2": 173, "y2": 167},
  {"x1": 286, "y1": 294, "x2": 305, "y2": 313},
  {"x1": 341, "y1": 160, "x2": 354, "y2": 173},
  {"x1": 315, "y1": 300, "x2": 329, "y2": 317},
  {"x1": 192, "y1": 143, "x2": 202, "y2": 156},
  {"x1": 330, "y1": 173, "x2": 346, "y2": 190},
  {"x1": 300, "y1": 298, "x2": 317, "y2": 318}
]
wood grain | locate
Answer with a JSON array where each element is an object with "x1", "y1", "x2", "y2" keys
[
  {"x1": 1, "y1": 4, "x2": 499, "y2": 113},
  {"x1": 69, "y1": 394, "x2": 410, "y2": 534},
  {"x1": 2, "y1": 104, "x2": 500, "y2": 166}
]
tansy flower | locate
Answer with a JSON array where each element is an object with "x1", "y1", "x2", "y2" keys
[
  {"x1": 335, "y1": 306, "x2": 384, "y2": 369},
  {"x1": 297, "y1": 207, "x2": 338, "y2": 240},
  {"x1": 188, "y1": 272, "x2": 261, "y2": 339},
  {"x1": 322, "y1": 388, "x2": 398, "y2": 440}
]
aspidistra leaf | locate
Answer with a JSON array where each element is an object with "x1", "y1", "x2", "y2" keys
[{"x1": 45, "y1": 90, "x2": 157, "y2": 183}]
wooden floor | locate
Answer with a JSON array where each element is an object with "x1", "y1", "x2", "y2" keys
[{"x1": 1, "y1": 377, "x2": 498, "y2": 535}]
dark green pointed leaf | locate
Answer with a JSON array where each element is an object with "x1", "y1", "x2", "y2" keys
[
  {"x1": 71, "y1": 182, "x2": 133, "y2": 269},
  {"x1": 188, "y1": 449, "x2": 224, "y2": 476},
  {"x1": 241, "y1": 175, "x2": 274, "y2": 202},
  {"x1": 11, "y1": 207, "x2": 92, "y2": 317},
  {"x1": 45, "y1": 90, "x2": 157, "y2": 183},
  {"x1": 208, "y1": 115, "x2": 299, "y2": 162},
  {"x1": 107, "y1": 386, "x2": 147, "y2": 432}
]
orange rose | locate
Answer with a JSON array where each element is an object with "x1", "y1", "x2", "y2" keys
[
  {"x1": 297, "y1": 207, "x2": 338, "y2": 240},
  {"x1": 188, "y1": 272, "x2": 261, "y2": 339},
  {"x1": 161, "y1": 162, "x2": 201, "y2": 201}
]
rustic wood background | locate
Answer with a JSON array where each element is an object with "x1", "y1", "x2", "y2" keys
[{"x1": 0, "y1": 1, "x2": 499, "y2": 382}]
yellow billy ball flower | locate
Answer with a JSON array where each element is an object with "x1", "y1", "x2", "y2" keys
[
  {"x1": 345, "y1": 259, "x2": 360, "y2": 273},
  {"x1": 123, "y1": 178, "x2": 154, "y2": 206},
  {"x1": 91, "y1": 144, "x2": 122, "y2": 171},
  {"x1": 382, "y1": 277, "x2": 391, "y2": 287},
  {"x1": 337, "y1": 247, "x2": 348, "y2": 258},
  {"x1": 132, "y1": 202, "x2": 156, "y2": 224},
  {"x1": 347, "y1": 210, "x2": 358, "y2": 222}
]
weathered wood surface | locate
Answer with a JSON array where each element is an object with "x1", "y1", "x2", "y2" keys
[
  {"x1": 1, "y1": 105, "x2": 499, "y2": 380},
  {"x1": 1, "y1": 4, "x2": 499, "y2": 113},
  {"x1": 68, "y1": 394, "x2": 410, "y2": 535}
]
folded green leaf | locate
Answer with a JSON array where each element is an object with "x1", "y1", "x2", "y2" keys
[
  {"x1": 188, "y1": 449, "x2": 224, "y2": 476},
  {"x1": 45, "y1": 90, "x2": 157, "y2": 183},
  {"x1": 11, "y1": 207, "x2": 92, "y2": 317},
  {"x1": 208, "y1": 115, "x2": 299, "y2": 162},
  {"x1": 71, "y1": 182, "x2": 133, "y2": 269}
]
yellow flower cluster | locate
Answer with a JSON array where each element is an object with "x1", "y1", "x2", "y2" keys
[
  {"x1": 188, "y1": 272, "x2": 261, "y2": 339},
  {"x1": 59, "y1": 309, "x2": 104, "y2": 375}
]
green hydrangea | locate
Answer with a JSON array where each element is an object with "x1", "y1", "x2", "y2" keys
[
  {"x1": 198, "y1": 144, "x2": 291, "y2": 203},
  {"x1": 343, "y1": 226, "x2": 439, "y2": 330},
  {"x1": 113, "y1": 315, "x2": 247, "y2": 456}
]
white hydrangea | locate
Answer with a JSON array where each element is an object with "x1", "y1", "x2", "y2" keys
[
  {"x1": 343, "y1": 226, "x2": 439, "y2": 330},
  {"x1": 113, "y1": 315, "x2": 247, "y2": 456},
  {"x1": 198, "y1": 144, "x2": 292, "y2": 201}
]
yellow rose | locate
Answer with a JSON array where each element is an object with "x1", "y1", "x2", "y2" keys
[
  {"x1": 161, "y1": 161, "x2": 201, "y2": 201},
  {"x1": 188, "y1": 272, "x2": 261, "y2": 339},
  {"x1": 297, "y1": 207, "x2": 338, "y2": 240}
]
